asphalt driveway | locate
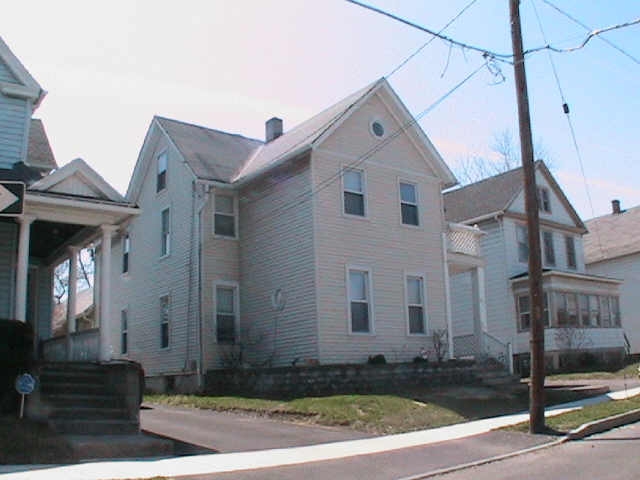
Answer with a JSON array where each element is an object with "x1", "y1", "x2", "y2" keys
[{"x1": 141, "y1": 403, "x2": 372, "y2": 453}]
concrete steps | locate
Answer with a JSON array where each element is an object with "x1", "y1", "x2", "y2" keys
[{"x1": 29, "y1": 361, "x2": 143, "y2": 435}]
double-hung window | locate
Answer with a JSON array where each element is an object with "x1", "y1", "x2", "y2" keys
[
  {"x1": 516, "y1": 225, "x2": 528, "y2": 263},
  {"x1": 406, "y1": 275, "x2": 426, "y2": 334},
  {"x1": 400, "y1": 182, "x2": 419, "y2": 226},
  {"x1": 565, "y1": 236, "x2": 576, "y2": 269},
  {"x1": 348, "y1": 268, "x2": 371, "y2": 333},
  {"x1": 122, "y1": 234, "x2": 130, "y2": 274},
  {"x1": 216, "y1": 284, "x2": 238, "y2": 343},
  {"x1": 343, "y1": 169, "x2": 366, "y2": 217},
  {"x1": 517, "y1": 294, "x2": 531, "y2": 330},
  {"x1": 542, "y1": 230, "x2": 555, "y2": 266},
  {"x1": 214, "y1": 194, "x2": 236, "y2": 238},
  {"x1": 161, "y1": 208, "x2": 170, "y2": 256},
  {"x1": 121, "y1": 309, "x2": 128, "y2": 354},
  {"x1": 160, "y1": 295, "x2": 170, "y2": 348},
  {"x1": 579, "y1": 294, "x2": 590, "y2": 326},
  {"x1": 537, "y1": 187, "x2": 551, "y2": 213},
  {"x1": 157, "y1": 151, "x2": 167, "y2": 192}
]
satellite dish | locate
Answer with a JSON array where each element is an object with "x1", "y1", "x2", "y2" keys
[{"x1": 271, "y1": 289, "x2": 286, "y2": 311}]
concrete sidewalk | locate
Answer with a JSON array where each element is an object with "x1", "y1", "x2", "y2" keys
[{"x1": 1, "y1": 386, "x2": 639, "y2": 480}]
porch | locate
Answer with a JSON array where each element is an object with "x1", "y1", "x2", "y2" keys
[{"x1": 444, "y1": 223, "x2": 512, "y2": 370}]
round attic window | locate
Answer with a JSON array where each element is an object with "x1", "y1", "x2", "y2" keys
[{"x1": 371, "y1": 120, "x2": 385, "y2": 138}]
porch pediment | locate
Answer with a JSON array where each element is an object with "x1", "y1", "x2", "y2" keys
[{"x1": 29, "y1": 158, "x2": 126, "y2": 203}]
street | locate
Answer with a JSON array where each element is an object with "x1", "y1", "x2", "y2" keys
[{"x1": 433, "y1": 421, "x2": 640, "y2": 480}]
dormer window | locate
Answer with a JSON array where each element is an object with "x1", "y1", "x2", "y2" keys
[
  {"x1": 537, "y1": 187, "x2": 551, "y2": 213},
  {"x1": 157, "y1": 151, "x2": 167, "y2": 192}
]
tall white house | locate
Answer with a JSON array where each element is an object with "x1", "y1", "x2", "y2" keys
[{"x1": 108, "y1": 79, "x2": 486, "y2": 391}]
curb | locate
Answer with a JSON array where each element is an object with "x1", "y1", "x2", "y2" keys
[
  {"x1": 396, "y1": 409, "x2": 640, "y2": 480},
  {"x1": 566, "y1": 408, "x2": 640, "y2": 440}
]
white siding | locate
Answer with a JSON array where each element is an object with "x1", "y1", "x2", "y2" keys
[
  {"x1": 239, "y1": 157, "x2": 317, "y2": 367},
  {"x1": 588, "y1": 253, "x2": 640, "y2": 353},
  {"x1": 516, "y1": 328, "x2": 625, "y2": 354},
  {"x1": 313, "y1": 91, "x2": 447, "y2": 364},
  {"x1": 48, "y1": 175, "x2": 102, "y2": 198},
  {"x1": 508, "y1": 171, "x2": 576, "y2": 226},
  {"x1": 109, "y1": 130, "x2": 198, "y2": 376},
  {"x1": 200, "y1": 188, "x2": 241, "y2": 369}
]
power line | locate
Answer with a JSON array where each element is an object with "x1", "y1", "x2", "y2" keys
[
  {"x1": 541, "y1": 0, "x2": 640, "y2": 65},
  {"x1": 524, "y1": 17, "x2": 640, "y2": 56},
  {"x1": 387, "y1": 0, "x2": 480, "y2": 78},
  {"x1": 530, "y1": 0, "x2": 605, "y2": 256},
  {"x1": 345, "y1": 0, "x2": 514, "y2": 63}
]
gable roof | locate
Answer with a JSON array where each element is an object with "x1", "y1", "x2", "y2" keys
[
  {"x1": 129, "y1": 78, "x2": 457, "y2": 199},
  {"x1": 443, "y1": 166, "x2": 524, "y2": 223},
  {"x1": 443, "y1": 160, "x2": 585, "y2": 230},
  {"x1": 155, "y1": 116, "x2": 262, "y2": 183},
  {"x1": 26, "y1": 119, "x2": 57, "y2": 170},
  {"x1": 233, "y1": 79, "x2": 382, "y2": 183},
  {"x1": 29, "y1": 158, "x2": 127, "y2": 203},
  {"x1": 584, "y1": 204, "x2": 640, "y2": 264},
  {"x1": 0, "y1": 36, "x2": 46, "y2": 107}
]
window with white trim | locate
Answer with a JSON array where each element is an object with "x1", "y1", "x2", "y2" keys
[
  {"x1": 517, "y1": 294, "x2": 530, "y2": 330},
  {"x1": 161, "y1": 208, "x2": 170, "y2": 256},
  {"x1": 122, "y1": 234, "x2": 130, "y2": 274},
  {"x1": 348, "y1": 268, "x2": 371, "y2": 333},
  {"x1": 400, "y1": 182, "x2": 419, "y2": 226},
  {"x1": 611, "y1": 296, "x2": 621, "y2": 326},
  {"x1": 407, "y1": 275, "x2": 426, "y2": 334},
  {"x1": 343, "y1": 169, "x2": 365, "y2": 217},
  {"x1": 537, "y1": 187, "x2": 551, "y2": 213},
  {"x1": 601, "y1": 296, "x2": 611, "y2": 327},
  {"x1": 216, "y1": 284, "x2": 238, "y2": 343},
  {"x1": 214, "y1": 194, "x2": 236, "y2": 238},
  {"x1": 160, "y1": 295, "x2": 170, "y2": 348},
  {"x1": 516, "y1": 224, "x2": 528, "y2": 263},
  {"x1": 121, "y1": 309, "x2": 128, "y2": 355},
  {"x1": 157, "y1": 151, "x2": 167, "y2": 192},
  {"x1": 579, "y1": 294, "x2": 590, "y2": 326},
  {"x1": 542, "y1": 230, "x2": 555, "y2": 266},
  {"x1": 565, "y1": 235, "x2": 576, "y2": 269}
]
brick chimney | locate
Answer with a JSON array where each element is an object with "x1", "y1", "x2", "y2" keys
[
  {"x1": 612, "y1": 199, "x2": 622, "y2": 214},
  {"x1": 265, "y1": 117, "x2": 283, "y2": 142}
]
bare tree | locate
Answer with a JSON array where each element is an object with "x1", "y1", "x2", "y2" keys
[
  {"x1": 52, "y1": 247, "x2": 96, "y2": 304},
  {"x1": 455, "y1": 129, "x2": 553, "y2": 185}
]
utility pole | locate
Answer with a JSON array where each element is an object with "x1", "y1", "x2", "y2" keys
[{"x1": 509, "y1": 0, "x2": 546, "y2": 433}]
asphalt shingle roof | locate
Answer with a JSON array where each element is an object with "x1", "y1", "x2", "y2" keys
[
  {"x1": 27, "y1": 119, "x2": 57, "y2": 170},
  {"x1": 584, "y1": 204, "x2": 640, "y2": 264},
  {"x1": 155, "y1": 116, "x2": 263, "y2": 183},
  {"x1": 153, "y1": 79, "x2": 383, "y2": 185},
  {"x1": 443, "y1": 166, "x2": 525, "y2": 223}
]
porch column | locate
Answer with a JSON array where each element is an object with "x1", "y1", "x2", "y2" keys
[
  {"x1": 442, "y1": 233, "x2": 455, "y2": 358},
  {"x1": 66, "y1": 246, "x2": 80, "y2": 361},
  {"x1": 15, "y1": 215, "x2": 36, "y2": 322},
  {"x1": 471, "y1": 266, "x2": 488, "y2": 354},
  {"x1": 98, "y1": 225, "x2": 118, "y2": 361}
]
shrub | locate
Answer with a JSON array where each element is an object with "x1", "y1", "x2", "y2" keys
[{"x1": 367, "y1": 354, "x2": 387, "y2": 365}]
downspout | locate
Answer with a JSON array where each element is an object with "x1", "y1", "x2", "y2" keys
[{"x1": 196, "y1": 183, "x2": 210, "y2": 389}]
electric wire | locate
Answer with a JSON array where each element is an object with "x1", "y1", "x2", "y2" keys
[
  {"x1": 531, "y1": 0, "x2": 605, "y2": 256},
  {"x1": 541, "y1": 0, "x2": 640, "y2": 65},
  {"x1": 387, "y1": 0, "x2": 480, "y2": 78}
]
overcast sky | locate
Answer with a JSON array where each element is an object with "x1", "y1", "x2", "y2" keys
[{"x1": 2, "y1": 0, "x2": 638, "y2": 218}]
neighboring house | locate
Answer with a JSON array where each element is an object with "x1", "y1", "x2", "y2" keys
[
  {"x1": 444, "y1": 161, "x2": 625, "y2": 373},
  {"x1": 0, "y1": 36, "x2": 138, "y2": 362},
  {"x1": 109, "y1": 78, "x2": 485, "y2": 391},
  {"x1": 585, "y1": 200, "x2": 640, "y2": 354}
]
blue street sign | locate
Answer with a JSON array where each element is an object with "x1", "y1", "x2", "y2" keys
[{"x1": 15, "y1": 373, "x2": 36, "y2": 395}]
